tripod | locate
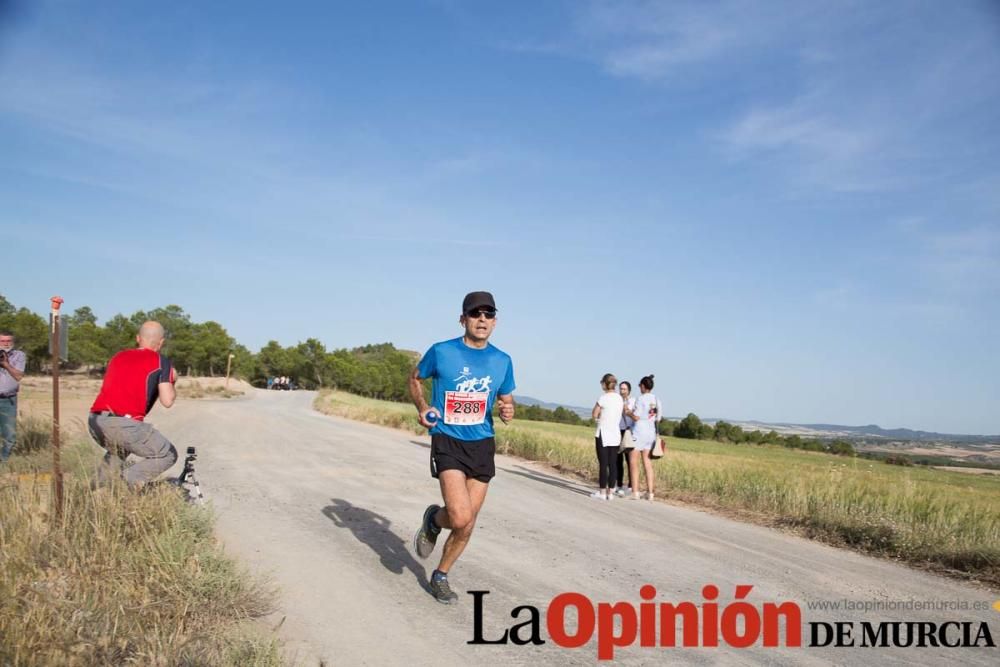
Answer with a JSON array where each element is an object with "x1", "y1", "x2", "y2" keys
[{"x1": 176, "y1": 446, "x2": 205, "y2": 504}]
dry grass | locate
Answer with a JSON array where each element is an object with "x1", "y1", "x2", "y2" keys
[
  {"x1": 11, "y1": 415, "x2": 52, "y2": 456},
  {"x1": 177, "y1": 379, "x2": 245, "y2": 400},
  {"x1": 0, "y1": 423, "x2": 282, "y2": 665},
  {"x1": 314, "y1": 390, "x2": 1000, "y2": 586}
]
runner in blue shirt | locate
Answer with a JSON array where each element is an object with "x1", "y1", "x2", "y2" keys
[{"x1": 409, "y1": 291, "x2": 516, "y2": 604}]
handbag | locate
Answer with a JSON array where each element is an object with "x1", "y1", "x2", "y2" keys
[
  {"x1": 650, "y1": 437, "x2": 665, "y2": 460},
  {"x1": 618, "y1": 428, "x2": 635, "y2": 453}
]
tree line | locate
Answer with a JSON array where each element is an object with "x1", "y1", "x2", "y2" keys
[
  {"x1": 0, "y1": 296, "x2": 251, "y2": 378},
  {"x1": 1, "y1": 294, "x2": 857, "y2": 454},
  {"x1": 662, "y1": 412, "x2": 856, "y2": 456},
  {"x1": 516, "y1": 403, "x2": 590, "y2": 426},
  {"x1": 0, "y1": 295, "x2": 418, "y2": 401}
]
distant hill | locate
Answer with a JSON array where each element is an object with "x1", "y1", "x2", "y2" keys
[
  {"x1": 514, "y1": 395, "x2": 591, "y2": 419},
  {"x1": 778, "y1": 423, "x2": 999, "y2": 444},
  {"x1": 707, "y1": 420, "x2": 998, "y2": 445},
  {"x1": 513, "y1": 395, "x2": 998, "y2": 444}
]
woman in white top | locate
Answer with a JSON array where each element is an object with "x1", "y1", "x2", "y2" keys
[
  {"x1": 591, "y1": 373, "x2": 625, "y2": 500},
  {"x1": 624, "y1": 374, "x2": 659, "y2": 501},
  {"x1": 614, "y1": 381, "x2": 636, "y2": 496}
]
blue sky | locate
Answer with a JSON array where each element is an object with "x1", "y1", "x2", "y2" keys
[{"x1": 2, "y1": 1, "x2": 998, "y2": 433}]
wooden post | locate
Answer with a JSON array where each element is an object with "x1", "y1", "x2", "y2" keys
[
  {"x1": 50, "y1": 296, "x2": 64, "y2": 520},
  {"x1": 225, "y1": 353, "x2": 234, "y2": 388}
]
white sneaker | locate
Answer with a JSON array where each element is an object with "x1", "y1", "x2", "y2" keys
[
  {"x1": 614, "y1": 487, "x2": 627, "y2": 497},
  {"x1": 590, "y1": 491, "x2": 607, "y2": 500}
]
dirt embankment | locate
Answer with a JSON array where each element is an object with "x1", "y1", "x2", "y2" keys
[{"x1": 16, "y1": 375, "x2": 252, "y2": 427}]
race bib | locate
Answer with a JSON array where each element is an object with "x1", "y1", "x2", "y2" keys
[{"x1": 444, "y1": 391, "x2": 488, "y2": 425}]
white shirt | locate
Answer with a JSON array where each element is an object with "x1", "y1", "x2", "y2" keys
[
  {"x1": 632, "y1": 392, "x2": 659, "y2": 447},
  {"x1": 0, "y1": 349, "x2": 26, "y2": 396},
  {"x1": 619, "y1": 396, "x2": 636, "y2": 430},
  {"x1": 594, "y1": 392, "x2": 624, "y2": 447}
]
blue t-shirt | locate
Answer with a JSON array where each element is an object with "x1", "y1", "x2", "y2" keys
[{"x1": 417, "y1": 337, "x2": 516, "y2": 441}]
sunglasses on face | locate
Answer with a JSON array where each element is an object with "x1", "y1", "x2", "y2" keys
[{"x1": 465, "y1": 309, "x2": 497, "y2": 320}]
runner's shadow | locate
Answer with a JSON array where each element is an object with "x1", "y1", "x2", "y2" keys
[
  {"x1": 408, "y1": 440, "x2": 431, "y2": 449},
  {"x1": 499, "y1": 465, "x2": 591, "y2": 496},
  {"x1": 321, "y1": 499, "x2": 429, "y2": 588}
]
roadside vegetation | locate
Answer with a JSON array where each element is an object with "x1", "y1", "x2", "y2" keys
[
  {"x1": 315, "y1": 390, "x2": 1000, "y2": 586},
  {"x1": 178, "y1": 378, "x2": 246, "y2": 400},
  {"x1": 0, "y1": 420, "x2": 282, "y2": 666}
]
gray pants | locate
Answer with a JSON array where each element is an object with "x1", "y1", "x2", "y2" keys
[{"x1": 88, "y1": 413, "x2": 178, "y2": 487}]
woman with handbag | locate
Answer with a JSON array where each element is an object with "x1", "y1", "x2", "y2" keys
[
  {"x1": 614, "y1": 381, "x2": 636, "y2": 496},
  {"x1": 591, "y1": 373, "x2": 625, "y2": 500},
  {"x1": 624, "y1": 374, "x2": 658, "y2": 501}
]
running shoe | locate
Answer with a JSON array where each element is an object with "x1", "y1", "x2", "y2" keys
[
  {"x1": 429, "y1": 573, "x2": 459, "y2": 605},
  {"x1": 590, "y1": 491, "x2": 607, "y2": 500},
  {"x1": 614, "y1": 487, "x2": 628, "y2": 497},
  {"x1": 413, "y1": 504, "x2": 442, "y2": 559}
]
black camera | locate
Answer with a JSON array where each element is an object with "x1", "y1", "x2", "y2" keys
[
  {"x1": 0, "y1": 350, "x2": 7, "y2": 362},
  {"x1": 179, "y1": 446, "x2": 197, "y2": 483}
]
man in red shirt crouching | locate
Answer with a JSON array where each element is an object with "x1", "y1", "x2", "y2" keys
[{"x1": 89, "y1": 321, "x2": 178, "y2": 488}]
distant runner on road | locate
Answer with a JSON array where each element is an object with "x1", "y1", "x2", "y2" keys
[{"x1": 409, "y1": 291, "x2": 516, "y2": 604}]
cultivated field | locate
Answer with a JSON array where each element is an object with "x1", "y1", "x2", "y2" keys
[{"x1": 315, "y1": 390, "x2": 1000, "y2": 586}]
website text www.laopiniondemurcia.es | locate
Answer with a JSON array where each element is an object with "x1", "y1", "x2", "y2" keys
[{"x1": 466, "y1": 585, "x2": 996, "y2": 660}]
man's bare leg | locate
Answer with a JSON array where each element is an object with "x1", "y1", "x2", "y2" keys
[{"x1": 434, "y1": 470, "x2": 490, "y2": 573}]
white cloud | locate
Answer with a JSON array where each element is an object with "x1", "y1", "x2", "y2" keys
[
  {"x1": 506, "y1": 1, "x2": 1000, "y2": 196},
  {"x1": 892, "y1": 222, "x2": 1000, "y2": 300},
  {"x1": 720, "y1": 99, "x2": 890, "y2": 192},
  {"x1": 567, "y1": 0, "x2": 823, "y2": 80},
  {"x1": 921, "y1": 226, "x2": 1000, "y2": 292},
  {"x1": 813, "y1": 283, "x2": 853, "y2": 309}
]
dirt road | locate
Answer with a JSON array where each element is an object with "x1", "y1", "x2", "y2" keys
[{"x1": 151, "y1": 389, "x2": 998, "y2": 666}]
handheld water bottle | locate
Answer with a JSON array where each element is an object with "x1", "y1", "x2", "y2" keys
[{"x1": 425, "y1": 410, "x2": 439, "y2": 426}]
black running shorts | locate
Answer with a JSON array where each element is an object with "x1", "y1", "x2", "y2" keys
[{"x1": 430, "y1": 433, "x2": 496, "y2": 483}]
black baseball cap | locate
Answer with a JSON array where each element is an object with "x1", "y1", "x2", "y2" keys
[{"x1": 462, "y1": 291, "x2": 496, "y2": 314}]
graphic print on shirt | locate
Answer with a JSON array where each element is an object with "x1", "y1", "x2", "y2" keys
[
  {"x1": 445, "y1": 366, "x2": 492, "y2": 425},
  {"x1": 417, "y1": 337, "x2": 516, "y2": 440}
]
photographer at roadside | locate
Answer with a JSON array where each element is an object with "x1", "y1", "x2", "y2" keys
[
  {"x1": 0, "y1": 331, "x2": 26, "y2": 462},
  {"x1": 88, "y1": 321, "x2": 178, "y2": 488}
]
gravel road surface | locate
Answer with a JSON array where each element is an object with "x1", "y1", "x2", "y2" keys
[{"x1": 153, "y1": 390, "x2": 998, "y2": 666}]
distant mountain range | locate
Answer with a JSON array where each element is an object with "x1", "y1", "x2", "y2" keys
[
  {"x1": 756, "y1": 423, "x2": 1000, "y2": 444},
  {"x1": 513, "y1": 395, "x2": 999, "y2": 443},
  {"x1": 515, "y1": 395, "x2": 592, "y2": 418}
]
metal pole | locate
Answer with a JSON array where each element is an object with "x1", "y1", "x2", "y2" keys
[{"x1": 50, "y1": 296, "x2": 64, "y2": 521}]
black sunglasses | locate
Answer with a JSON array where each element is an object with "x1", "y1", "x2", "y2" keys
[{"x1": 465, "y1": 309, "x2": 497, "y2": 320}]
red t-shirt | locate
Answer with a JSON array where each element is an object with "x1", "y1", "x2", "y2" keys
[{"x1": 90, "y1": 348, "x2": 174, "y2": 421}]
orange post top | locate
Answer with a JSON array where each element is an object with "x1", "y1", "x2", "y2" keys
[{"x1": 50, "y1": 296, "x2": 64, "y2": 312}]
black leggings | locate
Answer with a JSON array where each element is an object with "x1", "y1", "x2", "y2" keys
[
  {"x1": 595, "y1": 436, "x2": 618, "y2": 490},
  {"x1": 616, "y1": 429, "x2": 631, "y2": 487}
]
